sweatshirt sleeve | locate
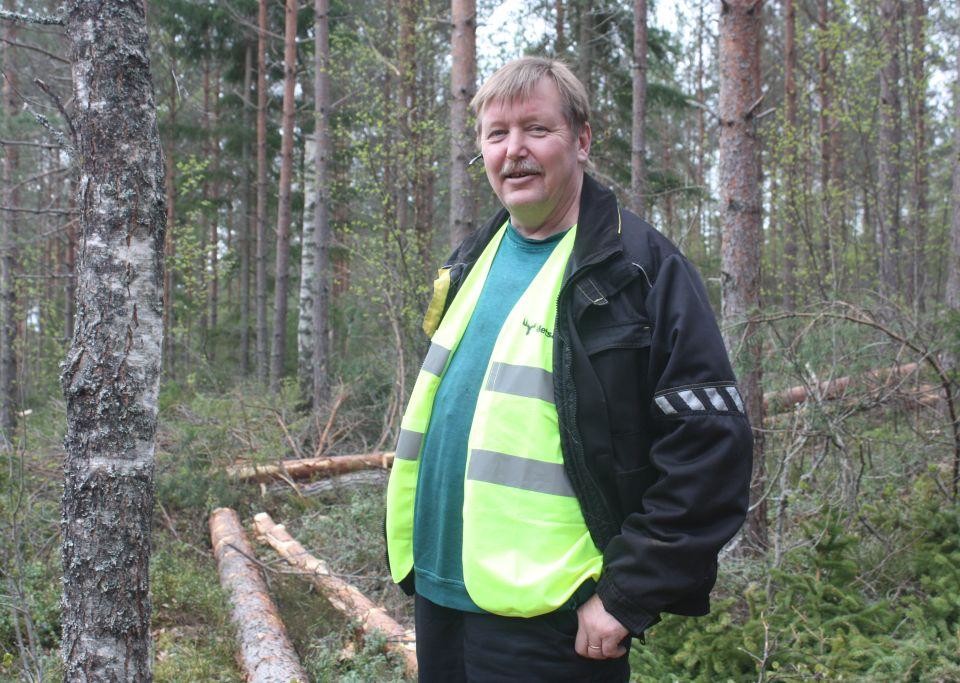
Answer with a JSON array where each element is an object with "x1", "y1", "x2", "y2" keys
[{"x1": 594, "y1": 253, "x2": 753, "y2": 635}]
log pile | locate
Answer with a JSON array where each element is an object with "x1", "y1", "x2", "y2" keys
[
  {"x1": 209, "y1": 507, "x2": 308, "y2": 683},
  {"x1": 253, "y1": 511, "x2": 418, "y2": 678}
]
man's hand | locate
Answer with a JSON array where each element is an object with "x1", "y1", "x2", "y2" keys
[{"x1": 574, "y1": 594, "x2": 629, "y2": 659}]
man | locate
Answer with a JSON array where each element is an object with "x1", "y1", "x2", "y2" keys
[{"x1": 386, "y1": 57, "x2": 752, "y2": 682}]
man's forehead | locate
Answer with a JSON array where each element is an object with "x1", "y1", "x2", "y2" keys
[{"x1": 480, "y1": 80, "x2": 562, "y2": 118}]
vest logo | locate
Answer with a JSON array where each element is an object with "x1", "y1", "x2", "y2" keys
[{"x1": 522, "y1": 318, "x2": 553, "y2": 338}]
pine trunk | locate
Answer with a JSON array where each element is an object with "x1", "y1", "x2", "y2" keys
[
  {"x1": 255, "y1": 0, "x2": 270, "y2": 385},
  {"x1": 877, "y1": 0, "x2": 902, "y2": 296},
  {"x1": 269, "y1": 0, "x2": 298, "y2": 390},
  {"x1": 630, "y1": 0, "x2": 647, "y2": 215},
  {"x1": 60, "y1": 1, "x2": 166, "y2": 679},
  {"x1": 240, "y1": 41, "x2": 254, "y2": 375},
  {"x1": 449, "y1": 0, "x2": 477, "y2": 247},
  {"x1": 908, "y1": 0, "x2": 927, "y2": 310},
  {"x1": 718, "y1": 0, "x2": 766, "y2": 552},
  {"x1": 946, "y1": 52, "x2": 960, "y2": 316},
  {"x1": 782, "y1": 0, "x2": 797, "y2": 309},
  {"x1": 312, "y1": 0, "x2": 332, "y2": 406},
  {"x1": 0, "y1": 13, "x2": 18, "y2": 443}
]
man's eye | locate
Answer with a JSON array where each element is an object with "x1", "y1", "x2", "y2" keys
[
  {"x1": 486, "y1": 130, "x2": 507, "y2": 140},
  {"x1": 529, "y1": 125, "x2": 548, "y2": 134}
]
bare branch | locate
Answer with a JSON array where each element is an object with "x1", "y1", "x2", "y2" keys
[
  {"x1": 0, "y1": 36, "x2": 69, "y2": 63},
  {"x1": 34, "y1": 79, "x2": 76, "y2": 143},
  {"x1": 0, "y1": 8, "x2": 65, "y2": 26}
]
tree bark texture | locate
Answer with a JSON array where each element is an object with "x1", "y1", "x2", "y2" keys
[
  {"x1": 630, "y1": 0, "x2": 647, "y2": 216},
  {"x1": 255, "y1": 0, "x2": 269, "y2": 385},
  {"x1": 312, "y1": 0, "x2": 332, "y2": 406},
  {"x1": 297, "y1": 134, "x2": 318, "y2": 393},
  {"x1": 209, "y1": 508, "x2": 308, "y2": 683},
  {"x1": 228, "y1": 451, "x2": 394, "y2": 483},
  {"x1": 269, "y1": 0, "x2": 298, "y2": 390},
  {"x1": 240, "y1": 40, "x2": 254, "y2": 375},
  {"x1": 162, "y1": 63, "x2": 176, "y2": 377},
  {"x1": 908, "y1": 0, "x2": 927, "y2": 309},
  {"x1": 781, "y1": 0, "x2": 798, "y2": 309},
  {"x1": 449, "y1": 0, "x2": 477, "y2": 247},
  {"x1": 947, "y1": 50, "x2": 960, "y2": 315},
  {"x1": 877, "y1": 0, "x2": 902, "y2": 296},
  {"x1": 0, "y1": 14, "x2": 18, "y2": 444},
  {"x1": 718, "y1": 0, "x2": 767, "y2": 551},
  {"x1": 59, "y1": 1, "x2": 166, "y2": 679},
  {"x1": 253, "y1": 512, "x2": 418, "y2": 678}
]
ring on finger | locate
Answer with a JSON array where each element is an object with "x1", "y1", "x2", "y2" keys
[{"x1": 588, "y1": 644, "x2": 601, "y2": 650}]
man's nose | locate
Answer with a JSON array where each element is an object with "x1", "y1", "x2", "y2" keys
[{"x1": 505, "y1": 129, "x2": 528, "y2": 158}]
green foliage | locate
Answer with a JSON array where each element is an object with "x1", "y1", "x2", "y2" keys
[{"x1": 631, "y1": 485, "x2": 960, "y2": 681}]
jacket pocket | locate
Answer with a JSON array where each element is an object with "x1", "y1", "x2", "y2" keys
[
  {"x1": 582, "y1": 319, "x2": 651, "y2": 355},
  {"x1": 611, "y1": 429, "x2": 658, "y2": 518}
]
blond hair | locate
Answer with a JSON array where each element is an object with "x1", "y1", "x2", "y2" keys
[{"x1": 471, "y1": 57, "x2": 590, "y2": 140}]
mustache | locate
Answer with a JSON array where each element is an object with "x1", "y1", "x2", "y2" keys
[{"x1": 500, "y1": 159, "x2": 543, "y2": 177}]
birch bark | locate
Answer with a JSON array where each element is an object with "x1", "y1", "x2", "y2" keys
[{"x1": 60, "y1": 1, "x2": 166, "y2": 679}]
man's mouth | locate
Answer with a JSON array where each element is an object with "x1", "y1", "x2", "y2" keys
[{"x1": 501, "y1": 162, "x2": 542, "y2": 179}]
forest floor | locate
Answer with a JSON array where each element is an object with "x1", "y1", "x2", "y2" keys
[{"x1": 4, "y1": 371, "x2": 960, "y2": 681}]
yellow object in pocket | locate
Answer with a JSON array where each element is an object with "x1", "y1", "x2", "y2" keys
[{"x1": 422, "y1": 267, "x2": 451, "y2": 337}]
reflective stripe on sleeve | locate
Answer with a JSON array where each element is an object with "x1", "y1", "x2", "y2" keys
[
  {"x1": 654, "y1": 395, "x2": 677, "y2": 415},
  {"x1": 467, "y1": 449, "x2": 575, "y2": 497},
  {"x1": 725, "y1": 386, "x2": 745, "y2": 413},
  {"x1": 422, "y1": 343, "x2": 451, "y2": 376},
  {"x1": 395, "y1": 429, "x2": 424, "y2": 461},
  {"x1": 485, "y1": 362, "x2": 554, "y2": 403},
  {"x1": 704, "y1": 387, "x2": 729, "y2": 411},
  {"x1": 677, "y1": 389, "x2": 705, "y2": 411}
]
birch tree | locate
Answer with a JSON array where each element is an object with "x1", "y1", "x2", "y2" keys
[
  {"x1": 58, "y1": 0, "x2": 166, "y2": 678},
  {"x1": 718, "y1": 0, "x2": 766, "y2": 551}
]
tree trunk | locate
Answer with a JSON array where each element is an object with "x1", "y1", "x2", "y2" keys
[
  {"x1": 0, "y1": 11, "x2": 18, "y2": 444},
  {"x1": 228, "y1": 451, "x2": 394, "y2": 483},
  {"x1": 312, "y1": 0, "x2": 332, "y2": 406},
  {"x1": 254, "y1": 512, "x2": 418, "y2": 678},
  {"x1": 59, "y1": 1, "x2": 166, "y2": 679},
  {"x1": 269, "y1": 0, "x2": 298, "y2": 390},
  {"x1": 209, "y1": 508, "x2": 309, "y2": 683},
  {"x1": 877, "y1": 0, "x2": 902, "y2": 296},
  {"x1": 630, "y1": 0, "x2": 647, "y2": 216},
  {"x1": 208, "y1": 66, "x2": 221, "y2": 344},
  {"x1": 554, "y1": 0, "x2": 565, "y2": 54},
  {"x1": 946, "y1": 51, "x2": 960, "y2": 320},
  {"x1": 163, "y1": 61, "x2": 177, "y2": 377},
  {"x1": 576, "y1": 0, "x2": 594, "y2": 100},
  {"x1": 908, "y1": 0, "x2": 928, "y2": 311},
  {"x1": 255, "y1": 0, "x2": 270, "y2": 385},
  {"x1": 782, "y1": 0, "x2": 798, "y2": 309},
  {"x1": 449, "y1": 0, "x2": 477, "y2": 247},
  {"x1": 718, "y1": 0, "x2": 766, "y2": 552},
  {"x1": 298, "y1": 134, "x2": 317, "y2": 395},
  {"x1": 817, "y1": 0, "x2": 835, "y2": 294},
  {"x1": 240, "y1": 41, "x2": 254, "y2": 375}
]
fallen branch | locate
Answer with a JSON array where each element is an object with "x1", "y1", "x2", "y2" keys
[
  {"x1": 228, "y1": 451, "x2": 394, "y2": 483},
  {"x1": 253, "y1": 512, "x2": 418, "y2": 678},
  {"x1": 764, "y1": 363, "x2": 921, "y2": 414},
  {"x1": 209, "y1": 508, "x2": 308, "y2": 683}
]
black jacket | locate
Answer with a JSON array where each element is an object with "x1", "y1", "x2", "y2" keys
[{"x1": 420, "y1": 174, "x2": 752, "y2": 636}]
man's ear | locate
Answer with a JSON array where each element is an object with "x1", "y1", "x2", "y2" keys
[{"x1": 577, "y1": 122, "x2": 592, "y2": 164}]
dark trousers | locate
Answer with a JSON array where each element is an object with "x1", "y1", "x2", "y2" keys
[{"x1": 414, "y1": 594, "x2": 631, "y2": 683}]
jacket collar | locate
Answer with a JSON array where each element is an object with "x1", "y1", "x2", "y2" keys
[{"x1": 451, "y1": 172, "x2": 623, "y2": 275}]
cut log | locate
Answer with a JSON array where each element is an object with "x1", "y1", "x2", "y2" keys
[
  {"x1": 228, "y1": 451, "x2": 394, "y2": 483},
  {"x1": 209, "y1": 508, "x2": 308, "y2": 683},
  {"x1": 764, "y1": 363, "x2": 922, "y2": 414},
  {"x1": 253, "y1": 512, "x2": 418, "y2": 678}
]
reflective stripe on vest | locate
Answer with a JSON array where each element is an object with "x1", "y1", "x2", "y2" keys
[{"x1": 386, "y1": 223, "x2": 603, "y2": 616}]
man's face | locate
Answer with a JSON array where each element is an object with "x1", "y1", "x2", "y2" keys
[{"x1": 478, "y1": 78, "x2": 591, "y2": 232}]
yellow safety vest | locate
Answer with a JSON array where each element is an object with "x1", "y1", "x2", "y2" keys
[{"x1": 385, "y1": 222, "x2": 602, "y2": 617}]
